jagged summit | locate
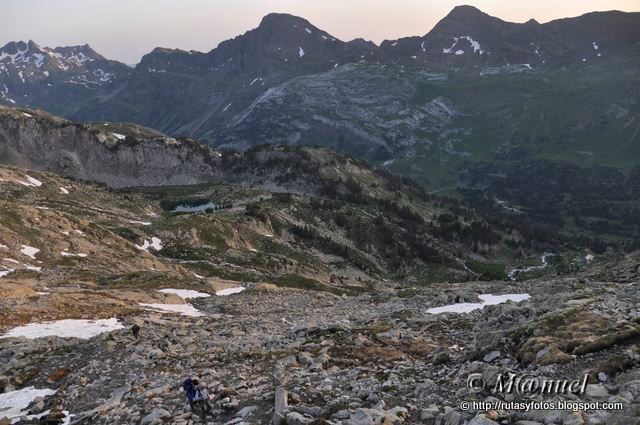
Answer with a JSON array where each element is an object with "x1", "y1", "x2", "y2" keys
[
  {"x1": 52, "y1": 44, "x2": 105, "y2": 61},
  {"x1": 1, "y1": 40, "x2": 103, "y2": 58},
  {"x1": 0, "y1": 40, "x2": 116, "y2": 69},
  {"x1": 215, "y1": 11, "x2": 342, "y2": 58},
  {"x1": 0, "y1": 40, "x2": 132, "y2": 113}
]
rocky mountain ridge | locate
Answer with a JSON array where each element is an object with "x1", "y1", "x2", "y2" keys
[
  {"x1": 0, "y1": 40, "x2": 132, "y2": 116},
  {"x1": 1, "y1": 7, "x2": 637, "y2": 163},
  {"x1": 0, "y1": 106, "x2": 222, "y2": 188},
  {"x1": 380, "y1": 6, "x2": 640, "y2": 67}
]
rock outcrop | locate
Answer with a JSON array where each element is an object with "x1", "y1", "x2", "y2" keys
[{"x1": 0, "y1": 106, "x2": 222, "y2": 188}]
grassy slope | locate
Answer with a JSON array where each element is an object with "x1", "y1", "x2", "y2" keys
[
  {"x1": 2, "y1": 143, "x2": 558, "y2": 295},
  {"x1": 386, "y1": 52, "x2": 640, "y2": 190}
]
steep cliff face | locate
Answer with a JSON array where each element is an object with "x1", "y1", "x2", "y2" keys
[
  {"x1": 0, "y1": 106, "x2": 222, "y2": 188},
  {"x1": 218, "y1": 63, "x2": 458, "y2": 160}
]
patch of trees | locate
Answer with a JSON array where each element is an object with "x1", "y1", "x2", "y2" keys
[
  {"x1": 460, "y1": 159, "x2": 640, "y2": 251},
  {"x1": 433, "y1": 215, "x2": 501, "y2": 246},
  {"x1": 289, "y1": 224, "x2": 378, "y2": 273}
]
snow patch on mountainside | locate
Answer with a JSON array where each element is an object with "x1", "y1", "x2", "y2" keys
[
  {"x1": 158, "y1": 288, "x2": 211, "y2": 299},
  {"x1": 217, "y1": 286, "x2": 246, "y2": 296},
  {"x1": 443, "y1": 36, "x2": 485, "y2": 55},
  {"x1": 1, "y1": 318, "x2": 124, "y2": 339},
  {"x1": 20, "y1": 245, "x2": 40, "y2": 259},
  {"x1": 135, "y1": 237, "x2": 163, "y2": 252},
  {"x1": 139, "y1": 303, "x2": 204, "y2": 317},
  {"x1": 0, "y1": 387, "x2": 57, "y2": 422}
]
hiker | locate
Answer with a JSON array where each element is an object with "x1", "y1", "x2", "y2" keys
[
  {"x1": 131, "y1": 324, "x2": 140, "y2": 338},
  {"x1": 183, "y1": 377, "x2": 213, "y2": 423}
]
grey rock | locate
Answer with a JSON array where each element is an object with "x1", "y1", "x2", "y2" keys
[
  {"x1": 140, "y1": 408, "x2": 171, "y2": 425},
  {"x1": 0, "y1": 107, "x2": 222, "y2": 188},
  {"x1": 483, "y1": 351, "x2": 501, "y2": 363},
  {"x1": 420, "y1": 404, "x2": 440, "y2": 424},
  {"x1": 443, "y1": 406, "x2": 462, "y2": 425},
  {"x1": 272, "y1": 386, "x2": 288, "y2": 425},
  {"x1": 586, "y1": 384, "x2": 609, "y2": 400},
  {"x1": 235, "y1": 405, "x2": 258, "y2": 418},
  {"x1": 468, "y1": 416, "x2": 499, "y2": 425},
  {"x1": 345, "y1": 408, "x2": 375, "y2": 425},
  {"x1": 286, "y1": 412, "x2": 314, "y2": 425}
]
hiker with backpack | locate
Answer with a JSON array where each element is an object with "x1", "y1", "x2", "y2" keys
[{"x1": 183, "y1": 377, "x2": 213, "y2": 423}]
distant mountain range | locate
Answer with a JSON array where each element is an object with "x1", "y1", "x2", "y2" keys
[
  {"x1": 379, "y1": 6, "x2": 640, "y2": 67},
  {"x1": 0, "y1": 41, "x2": 130, "y2": 114},
  {"x1": 1, "y1": 6, "x2": 639, "y2": 188}
]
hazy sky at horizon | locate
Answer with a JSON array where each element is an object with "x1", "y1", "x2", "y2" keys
[{"x1": 2, "y1": 0, "x2": 638, "y2": 63}]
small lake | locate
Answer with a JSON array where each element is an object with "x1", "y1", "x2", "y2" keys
[{"x1": 171, "y1": 201, "x2": 217, "y2": 213}]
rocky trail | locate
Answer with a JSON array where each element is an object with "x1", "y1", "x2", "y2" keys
[{"x1": 1, "y1": 271, "x2": 639, "y2": 424}]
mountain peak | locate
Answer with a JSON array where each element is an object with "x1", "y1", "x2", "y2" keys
[
  {"x1": 52, "y1": 44, "x2": 105, "y2": 62},
  {"x1": 258, "y1": 13, "x2": 312, "y2": 29},
  {"x1": 1, "y1": 40, "x2": 28, "y2": 53},
  {"x1": 27, "y1": 40, "x2": 43, "y2": 50},
  {"x1": 446, "y1": 5, "x2": 487, "y2": 19},
  {"x1": 435, "y1": 4, "x2": 502, "y2": 28},
  {"x1": 427, "y1": 4, "x2": 508, "y2": 38}
]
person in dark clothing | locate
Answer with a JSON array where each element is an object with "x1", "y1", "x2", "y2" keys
[{"x1": 183, "y1": 378, "x2": 213, "y2": 424}]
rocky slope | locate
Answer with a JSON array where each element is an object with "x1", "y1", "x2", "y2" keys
[
  {"x1": 0, "y1": 106, "x2": 222, "y2": 188},
  {"x1": 0, "y1": 163, "x2": 637, "y2": 425},
  {"x1": 0, "y1": 108, "x2": 611, "y2": 279},
  {"x1": 1, "y1": 254, "x2": 638, "y2": 424},
  {"x1": 215, "y1": 63, "x2": 458, "y2": 159}
]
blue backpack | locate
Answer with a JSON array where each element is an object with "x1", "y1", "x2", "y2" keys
[{"x1": 183, "y1": 379, "x2": 197, "y2": 401}]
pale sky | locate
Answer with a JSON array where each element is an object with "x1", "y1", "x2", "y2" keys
[{"x1": 2, "y1": 0, "x2": 638, "y2": 63}]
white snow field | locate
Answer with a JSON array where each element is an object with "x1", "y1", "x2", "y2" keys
[
  {"x1": 0, "y1": 386, "x2": 57, "y2": 423},
  {"x1": 216, "y1": 287, "x2": 246, "y2": 296},
  {"x1": 139, "y1": 303, "x2": 204, "y2": 317},
  {"x1": 0, "y1": 318, "x2": 125, "y2": 340},
  {"x1": 158, "y1": 288, "x2": 211, "y2": 299},
  {"x1": 427, "y1": 293, "x2": 531, "y2": 314}
]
